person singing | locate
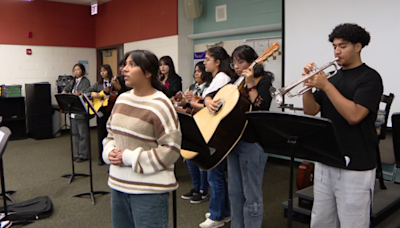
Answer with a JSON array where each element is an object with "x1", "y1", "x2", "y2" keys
[{"x1": 102, "y1": 50, "x2": 181, "y2": 228}]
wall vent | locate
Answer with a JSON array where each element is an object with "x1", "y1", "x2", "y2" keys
[{"x1": 215, "y1": 4, "x2": 227, "y2": 22}]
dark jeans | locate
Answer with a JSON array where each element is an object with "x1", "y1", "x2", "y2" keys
[
  {"x1": 186, "y1": 160, "x2": 209, "y2": 192},
  {"x1": 207, "y1": 161, "x2": 231, "y2": 221},
  {"x1": 111, "y1": 189, "x2": 169, "y2": 228}
]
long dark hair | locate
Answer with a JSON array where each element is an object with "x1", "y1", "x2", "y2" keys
[
  {"x1": 71, "y1": 63, "x2": 86, "y2": 92},
  {"x1": 124, "y1": 50, "x2": 167, "y2": 93},
  {"x1": 159, "y1": 56, "x2": 179, "y2": 82},
  {"x1": 195, "y1": 61, "x2": 213, "y2": 86},
  {"x1": 98, "y1": 64, "x2": 113, "y2": 83},
  {"x1": 231, "y1": 45, "x2": 274, "y2": 81},
  {"x1": 206, "y1": 46, "x2": 234, "y2": 79}
]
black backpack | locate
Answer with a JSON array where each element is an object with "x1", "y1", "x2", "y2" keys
[{"x1": 0, "y1": 196, "x2": 53, "y2": 221}]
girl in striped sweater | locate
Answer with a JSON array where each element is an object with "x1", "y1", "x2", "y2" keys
[{"x1": 102, "y1": 50, "x2": 182, "y2": 228}]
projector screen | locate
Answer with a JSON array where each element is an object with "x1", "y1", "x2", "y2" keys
[{"x1": 284, "y1": 0, "x2": 400, "y2": 126}]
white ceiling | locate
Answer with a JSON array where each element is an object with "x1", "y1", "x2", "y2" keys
[{"x1": 46, "y1": 0, "x2": 112, "y2": 6}]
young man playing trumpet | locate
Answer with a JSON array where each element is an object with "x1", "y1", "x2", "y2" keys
[{"x1": 302, "y1": 23, "x2": 383, "y2": 228}]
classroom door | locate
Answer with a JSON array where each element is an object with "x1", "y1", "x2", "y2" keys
[{"x1": 102, "y1": 49, "x2": 118, "y2": 77}]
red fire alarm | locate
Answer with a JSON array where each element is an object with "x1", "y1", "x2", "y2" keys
[
  {"x1": 26, "y1": 49, "x2": 32, "y2": 55},
  {"x1": 27, "y1": 32, "x2": 32, "y2": 38}
]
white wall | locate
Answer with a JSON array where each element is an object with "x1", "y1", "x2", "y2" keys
[
  {"x1": 0, "y1": 44, "x2": 97, "y2": 127},
  {"x1": 123, "y1": 33, "x2": 195, "y2": 92},
  {"x1": 177, "y1": 0, "x2": 194, "y2": 91},
  {"x1": 124, "y1": 35, "x2": 179, "y2": 69},
  {"x1": 0, "y1": 44, "x2": 97, "y2": 103}
]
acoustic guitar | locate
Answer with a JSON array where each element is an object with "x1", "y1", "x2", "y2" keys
[
  {"x1": 172, "y1": 91, "x2": 202, "y2": 115},
  {"x1": 181, "y1": 43, "x2": 280, "y2": 170},
  {"x1": 86, "y1": 90, "x2": 117, "y2": 115},
  {"x1": 296, "y1": 161, "x2": 315, "y2": 190}
]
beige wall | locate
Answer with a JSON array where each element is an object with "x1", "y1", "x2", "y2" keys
[{"x1": 0, "y1": 44, "x2": 97, "y2": 126}]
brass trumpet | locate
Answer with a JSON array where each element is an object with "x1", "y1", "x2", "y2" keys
[{"x1": 270, "y1": 58, "x2": 339, "y2": 104}]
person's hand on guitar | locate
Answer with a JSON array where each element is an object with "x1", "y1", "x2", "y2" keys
[
  {"x1": 111, "y1": 76, "x2": 122, "y2": 91},
  {"x1": 243, "y1": 67, "x2": 256, "y2": 88},
  {"x1": 103, "y1": 86, "x2": 111, "y2": 94},
  {"x1": 91, "y1": 92, "x2": 101, "y2": 99},
  {"x1": 204, "y1": 97, "x2": 221, "y2": 114},
  {"x1": 171, "y1": 91, "x2": 184, "y2": 106},
  {"x1": 184, "y1": 89, "x2": 194, "y2": 101}
]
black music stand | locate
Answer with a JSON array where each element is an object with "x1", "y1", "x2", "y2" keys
[
  {"x1": 0, "y1": 127, "x2": 31, "y2": 226},
  {"x1": 177, "y1": 112, "x2": 216, "y2": 228},
  {"x1": 245, "y1": 111, "x2": 347, "y2": 228},
  {"x1": 53, "y1": 104, "x2": 69, "y2": 137},
  {"x1": 55, "y1": 94, "x2": 89, "y2": 184},
  {"x1": 55, "y1": 94, "x2": 109, "y2": 205},
  {"x1": 0, "y1": 117, "x2": 16, "y2": 203}
]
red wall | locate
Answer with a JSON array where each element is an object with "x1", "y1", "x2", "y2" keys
[
  {"x1": 0, "y1": 1, "x2": 95, "y2": 47},
  {"x1": 95, "y1": 0, "x2": 178, "y2": 48}
]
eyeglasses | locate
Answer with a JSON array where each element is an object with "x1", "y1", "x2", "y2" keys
[
  {"x1": 203, "y1": 58, "x2": 214, "y2": 63},
  {"x1": 230, "y1": 60, "x2": 245, "y2": 69}
]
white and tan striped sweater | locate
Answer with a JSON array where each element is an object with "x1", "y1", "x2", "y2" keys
[{"x1": 102, "y1": 90, "x2": 181, "y2": 194}]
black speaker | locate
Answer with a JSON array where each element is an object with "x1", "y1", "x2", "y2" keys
[
  {"x1": 57, "y1": 75, "x2": 74, "y2": 93},
  {"x1": 25, "y1": 83, "x2": 53, "y2": 140}
]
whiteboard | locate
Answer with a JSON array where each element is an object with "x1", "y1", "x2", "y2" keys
[{"x1": 285, "y1": 0, "x2": 400, "y2": 126}]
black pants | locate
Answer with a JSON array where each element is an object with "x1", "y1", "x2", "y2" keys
[{"x1": 97, "y1": 108, "x2": 111, "y2": 162}]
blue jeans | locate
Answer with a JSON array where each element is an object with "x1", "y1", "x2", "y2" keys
[
  {"x1": 207, "y1": 161, "x2": 231, "y2": 221},
  {"x1": 111, "y1": 189, "x2": 169, "y2": 228},
  {"x1": 227, "y1": 140, "x2": 268, "y2": 228},
  {"x1": 186, "y1": 160, "x2": 209, "y2": 192}
]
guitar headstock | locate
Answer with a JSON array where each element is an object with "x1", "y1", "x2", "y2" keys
[{"x1": 254, "y1": 43, "x2": 280, "y2": 65}]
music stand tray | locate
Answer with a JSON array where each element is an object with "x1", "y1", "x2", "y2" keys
[
  {"x1": 55, "y1": 94, "x2": 89, "y2": 184},
  {"x1": 0, "y1": 117, "x2": 16, "y2": 203},
  {"x1": 178, "y1": 112, "x2": 216, "y2": 168},
  {"x1": 245, "y1": 111, "x2": 347, "y2": 228},
  {"x1": 55, "y1": 94, "x2": 109, "y2": 205}
]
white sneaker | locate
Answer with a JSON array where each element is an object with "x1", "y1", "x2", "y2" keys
[
  {"x1": 1, "y1": 221, "x2": 12, "y2": 228},
  {"x1": 205, "y1": 212, "x2": 231, "y2": 223},
  {"x1": 199, "y1": 218, "x2": 225, "y2": 228}
]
